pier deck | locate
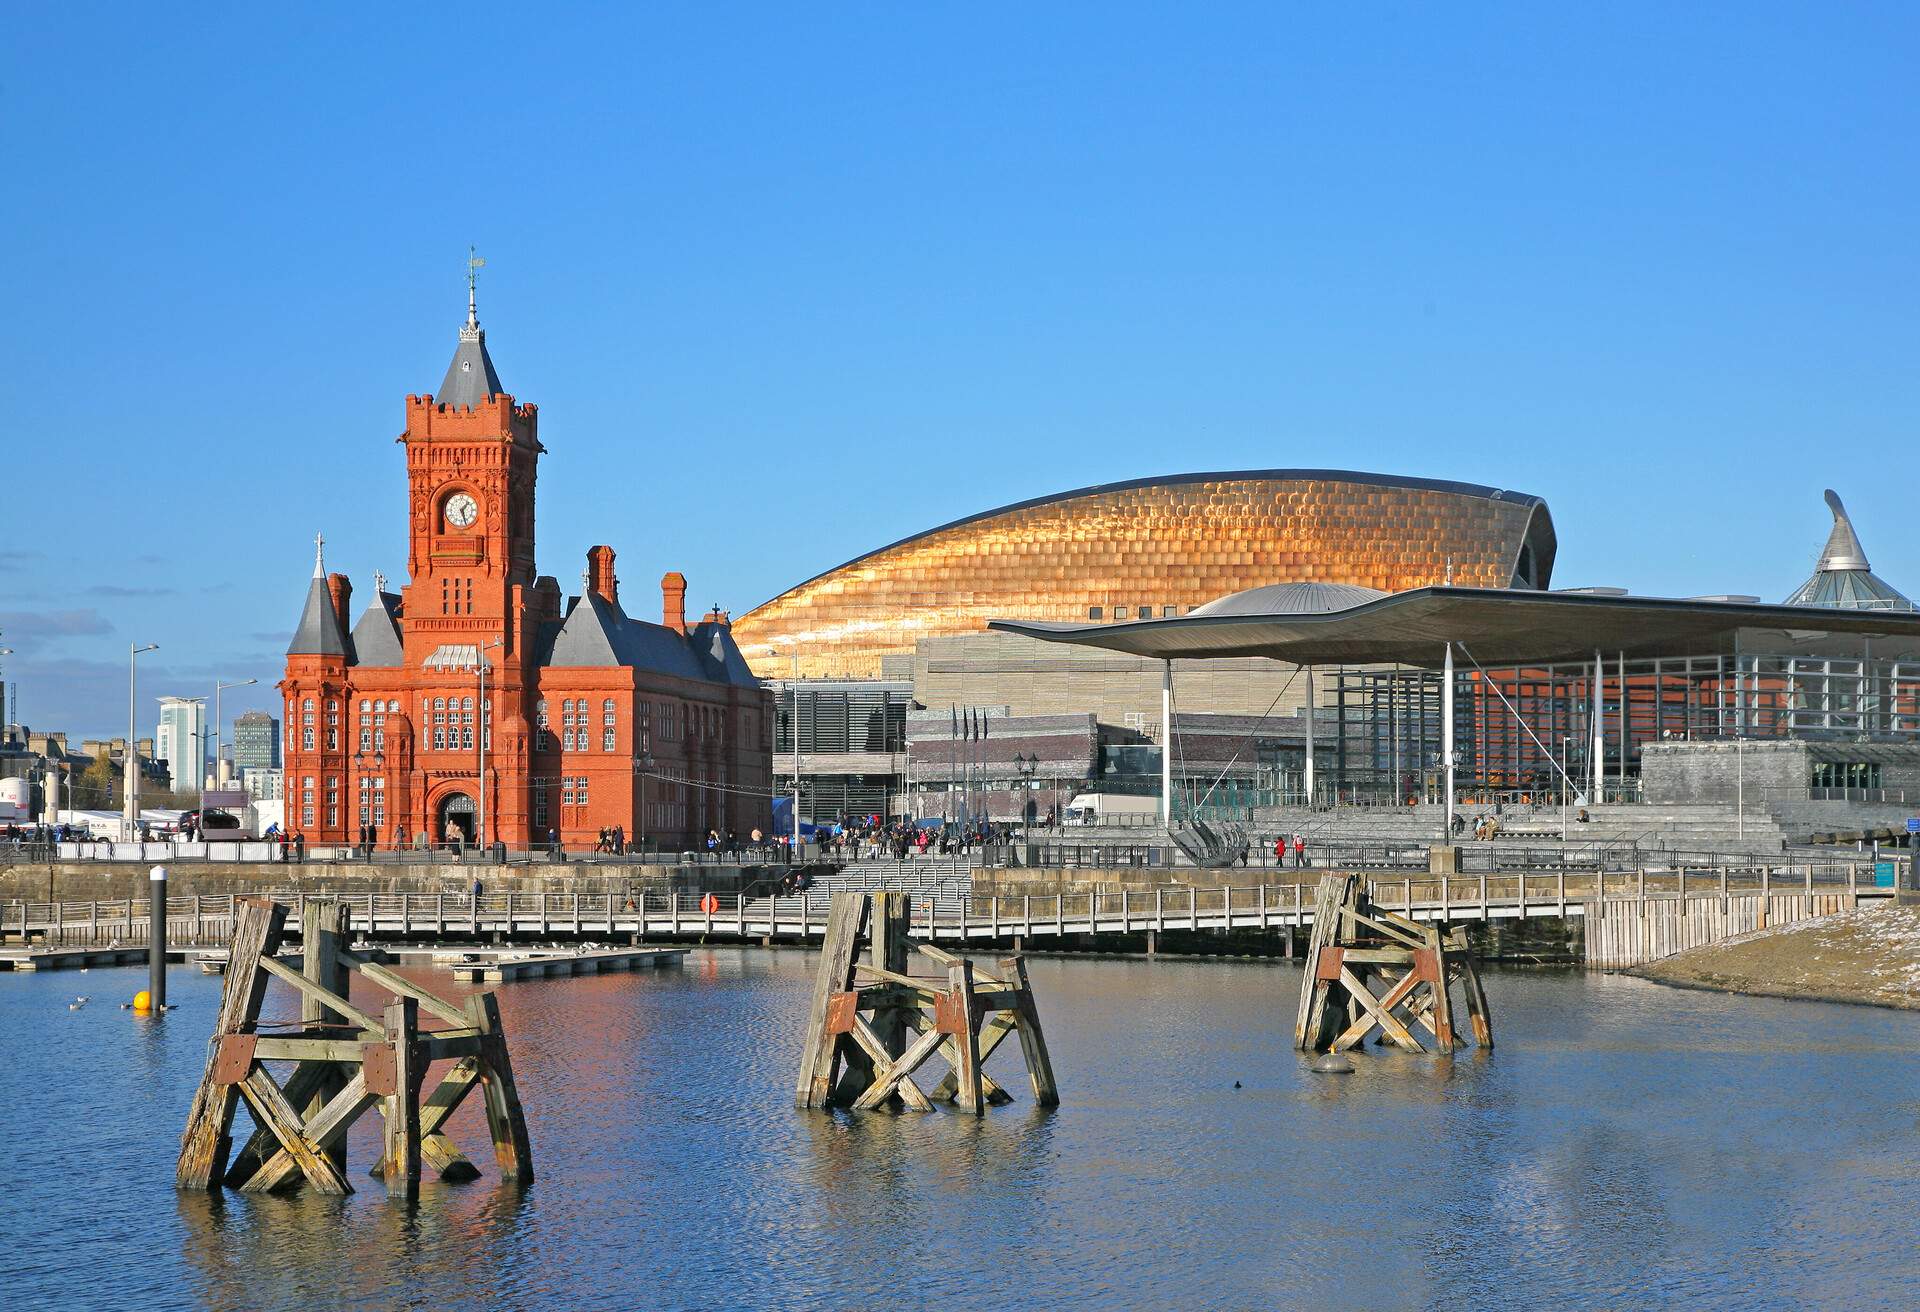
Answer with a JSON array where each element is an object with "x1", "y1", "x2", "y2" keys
[
  {"x1": 442, "y1": 946, "x2": 687, "y2": 982},
  {"x1": 0, "y1": 865, "x2": 1892, "y2": 971}
]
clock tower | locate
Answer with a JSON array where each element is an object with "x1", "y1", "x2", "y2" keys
[{"x1": 397, "y1": 268, "x2": 544, "y2": 660}]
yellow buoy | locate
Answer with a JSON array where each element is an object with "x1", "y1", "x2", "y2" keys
[{"x1": 132, "y1": 989, "x2": 152, "y2": 1011}]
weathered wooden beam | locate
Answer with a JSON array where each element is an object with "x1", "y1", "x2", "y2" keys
[
  {"x1": 1338, "y1": 947, "x2": 1422, "y2": 966},
  {"x1": 371, "y1": 1057, "x2": 484, "y2": 1183},
  {"x1": 1420, "y1": 938, "x2": 1457, "y2": 1055},
  {"x1": 1337, "y1": 965, "x2": 1424, "y2": 1053},
  {"x1": 239, "y1": 1071, "x2": 377, "y2": 1195},
  {"x1": 1294, "y1": 875, "x2": 1349, "y2": 1051},
  {"x1": 301, "y1": 898, "x2": 352, "y2": 1174},
  {"x1": 796, "y1": 892, "x2": 867, "y2": 1109},
  {"x1": 247, "y1": 1032, "x2": 483, "y2": 1064},
  {"x1": 178, "y1": 898, "x2": 286, "y2": 1190},
  {"x1": 914, "y1": 941, "x2": 1005, "y2": 987},
  {"x1": 845, "y1": 1016, "x2": 934, "y2": 1112},
  {"x1": 1458, "y1": 957, "x2": 1495, "y2": 1049},
  {"x1": 930, "y1": 1014, "x2": 1015, "y2": 1102},
  {"x1": 258, "y1": 955, "x2": 388, "y2": 1039},
  {"x1": 236, "y1": 1067, "x2": 353, "y2": 1196},
  {"x1": 223, "y1": 1059, "x2": 336, "y2": 1188},
  {"x1": 946, "y1": 959, "x2": 985, "y2": 1116},
  {"x1": 849, "y1": 1023, "x2": 947, "y2": 1111},
  {"x1": 1002, "y1": 955, "x2": 1060, "y2": 1107},
  {"x1": 469, "y1": 991, "x2": 534, "y2": 1183},
  {"x1": 1330, "y1": 963, "x2": 1423, "y2": 1051},
  {"x1": 343, "y1": 952, "x2": 470, "y2": 1027},
  {"x1": 381, "y1": 998, "x2": 422, "y2": 1199}
]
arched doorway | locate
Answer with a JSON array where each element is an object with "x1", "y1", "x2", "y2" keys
[{"x1": 438, "y1": 792, "x2": 476, "y2": 846}]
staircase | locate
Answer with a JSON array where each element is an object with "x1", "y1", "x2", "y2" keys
[{"x1": 1252, "y1": 801, "x2": 1792, "y2": 857}]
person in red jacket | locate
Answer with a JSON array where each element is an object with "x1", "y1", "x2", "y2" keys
[
  {"x1": 1273, "y1": 836, "x2": 1287, "y2": 867},
  {"x1": 1292, "y1": 833, "x2": 1306, "y2": 868}
]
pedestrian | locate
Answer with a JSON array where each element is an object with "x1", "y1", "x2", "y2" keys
[
  {"x1": 1273, "y1": 836, "x2": 1286, "y2": 867},
  {"x1": 1291, "y1": 832, "x2": 1306, "y2": 869},
  {"x1": 293, "y1": 830, "x2": 306, "y2": 862}
]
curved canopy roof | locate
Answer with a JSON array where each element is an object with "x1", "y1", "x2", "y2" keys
[
  {"x1": 1190, "y1": 581, "x2": 1386, "y2": 617},
  {"x1": 991, "y1": 586, "x2": 1920, "y2": 667}
]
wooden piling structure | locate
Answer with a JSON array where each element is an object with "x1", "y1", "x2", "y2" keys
[
  {"x1": 796, "y1": 891, "x2": 1059, "y2": 1114},
  {"x1": 1294, "y1": 874, "x2": 1493, "y2": 1055},
  {"x1": 176, "y1": 896, "x2": 534, "y2": 1197}
]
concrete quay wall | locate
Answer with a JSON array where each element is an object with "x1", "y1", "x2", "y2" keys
[{"x1": 0, "y1": 860, "x2": 774, "y2": 904}]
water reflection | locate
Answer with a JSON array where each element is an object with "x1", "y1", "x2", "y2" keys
[{"x1": 7, "y1": 951, "x2": 1920, "y2": 1309}]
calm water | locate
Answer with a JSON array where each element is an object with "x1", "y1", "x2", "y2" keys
[{"x1": 4, "y1": 949, "x2": 1920, "y2": 1310}]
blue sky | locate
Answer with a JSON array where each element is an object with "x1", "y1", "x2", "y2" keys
[{"x1": 4, "y1": 4, "x2": 1916, "y2": 740}]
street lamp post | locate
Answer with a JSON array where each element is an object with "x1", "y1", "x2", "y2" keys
[
  {"x1": 124, "y1": 643, "x2": 159, "y2": 841},
  {"x1": 637, "y1": 750, "x2": 655, "y2": 854},
  {"x1": 0, "y1": 645, "x2": 14, "y2": 728},
  {"x1": 476, "y1": 637, "x2": 503, "y2": 857},
  {"x1": 1016, "y1": 753, "x2": 1037, "y2": 858},
  {"x1": 214, "y1": 678, "x2": 258, "y2": 787}
]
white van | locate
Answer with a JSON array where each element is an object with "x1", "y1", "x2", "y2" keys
[{"x1": 1063, "y1": 793, "x2": 1160, "y2": 826}]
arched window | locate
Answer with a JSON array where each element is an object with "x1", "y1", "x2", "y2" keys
[
  {"x1": 461, "y1": 696, "x2": 473, "y2": 711},
  {"x1": 303, "y1": 698, "x2": 314, "y2": 711},
  {"x1": 433, "y1": 697, "x2": 445, "y2": 711},
  {"x1": 603, "y1": 699, "x2": 616, "y2": 726}
]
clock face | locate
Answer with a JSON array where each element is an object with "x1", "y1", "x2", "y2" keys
[{"x1": 443, "y1": 493, "x2": 478, "y2": 529}]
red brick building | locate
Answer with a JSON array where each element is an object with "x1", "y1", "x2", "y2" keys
[{"x1": 280, "y1": 296, "x2": 770, "y2": 851}]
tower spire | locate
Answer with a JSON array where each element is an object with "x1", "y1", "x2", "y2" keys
[
  {"x1": 466, "y1": 245, "x2": 485, "y2": 333},
  {"x1": 313, "y1": 532, "x2": 326, "y2": 579}
]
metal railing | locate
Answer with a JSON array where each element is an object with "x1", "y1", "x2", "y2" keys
[{"x1": 3, "y1": 863, "x2": 1900, "y2": 950}]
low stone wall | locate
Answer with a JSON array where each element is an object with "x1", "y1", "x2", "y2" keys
[
  {"x1": 0, "y1": 860, "x2": 777, "y2": 904},
  {"x1": 973, "y1": 865, "x2": 1330, "y2": 898}
]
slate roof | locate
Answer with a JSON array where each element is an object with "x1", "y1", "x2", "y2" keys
[
  {"x1": 536, "y1": 592, "x2": 758, "y2": 687},
  {"x1": 287, "y1": 574, "x2": 349, "y2": 658},
  {"x1": 437, "y1": 324, "x2": 504, "y2": 408},
  {"x1": 350, "y1": 592, "x2": 404, "y2": 667}
]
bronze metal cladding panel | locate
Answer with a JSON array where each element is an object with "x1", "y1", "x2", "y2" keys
[{"x1": 733, "y1": 476, "x2": 1543, "y2": 678}]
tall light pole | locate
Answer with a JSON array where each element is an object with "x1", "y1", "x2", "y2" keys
[
  {"x1": 1016, "y1": 753, "x2": 1037, "y2": 852},
  {"x1": 476, "y1": 637, "x2": 503, "y2": 854},
  {"x1": 124, "y1": 643, "x2": 159, "y2": 841},
  {"x1": 775, "y1": 652, "x2": 801, "y2": 853},
  {"x1": 0, "y1": 644, "x2": 14, "y2": 728},
  {"x1": 214, "y1": 678, "x2": 257, "y2": 787}
]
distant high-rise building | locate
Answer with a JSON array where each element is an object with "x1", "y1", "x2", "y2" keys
[
  {"x1": 233, "y1": 710, "x2": 282, "y2": 772},
  {"x1": 241, "y1": 766, "x2": 283, "y2": 802},
  {"x1": 156, "y1": 697, "x2": 207, "y2": 795}
]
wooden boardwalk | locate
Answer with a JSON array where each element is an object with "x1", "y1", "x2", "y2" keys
[
  {"x1": 0, "y1": 865, "x2": 1892, "y2": 969},
  {"x1": 443, "y1": 946, "x2": 687, "y2": 982}
]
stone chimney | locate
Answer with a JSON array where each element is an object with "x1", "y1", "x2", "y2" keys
[
  {"x1": 326, "y1": 573, "x2": 352, "y2": 637},
  {"x1": 661, "y1": 572, "x2": 687, "y2": 634},
  {"x1": 587, "y1": 545, "x2": 618, "y2": 605}
]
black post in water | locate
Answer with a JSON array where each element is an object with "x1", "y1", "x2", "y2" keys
[{"x1": 149, "y1": 864, "x2": 167, "y2": 1011}]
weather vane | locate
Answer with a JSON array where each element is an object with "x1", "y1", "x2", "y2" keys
[{"x1": 466, "y1": 245, "x2": 486, "y2": 329}]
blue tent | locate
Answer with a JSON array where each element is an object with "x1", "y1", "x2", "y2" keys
[{"x1": 770, "y1": 797, "x2": 823, "y2": 840}]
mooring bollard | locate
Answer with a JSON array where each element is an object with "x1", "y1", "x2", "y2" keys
[{"x1": 149, "y1": 864, "x2": 168, "y2": 1012}]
